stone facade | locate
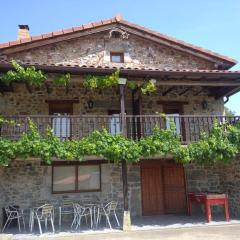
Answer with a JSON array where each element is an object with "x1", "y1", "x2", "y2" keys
[
  {"x1": 0, "y1": 21, "x2": 232, "y2": 228},
  {"x1": 1, "y1": 156, "x2": 240, "y2": 225},
  {"x1": 2, "y1": 32, "x2": 215, "y2": 70},
  {"x1": 0, "y1": 159, "x2": 141, "y2": 224},
  {"x1": 0, "y1": 81, "x2": 223, "y2": 116},
  {"x1": 185, "y1": 156, "x2": 240, "y2": 217}
]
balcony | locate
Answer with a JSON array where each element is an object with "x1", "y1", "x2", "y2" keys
[{"x1": 0, "y1": 115, "x2": 239, "y2": 143}]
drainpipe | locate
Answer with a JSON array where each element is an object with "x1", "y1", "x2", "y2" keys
[{"x1": 224, "y1": 96, "x2": 229, "y2": 104}]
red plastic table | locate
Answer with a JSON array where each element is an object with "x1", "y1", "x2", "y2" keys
[{"x1": 187, "y1": 192, "x2": 229, "y2": 223}]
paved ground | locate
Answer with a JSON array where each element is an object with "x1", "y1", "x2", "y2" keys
[
  {"x1": 8, "y1": 224, "x2": 240, "y2": 240},
  {"x1": 7, "y1": 215, "x2": 240, "y2": 240}
]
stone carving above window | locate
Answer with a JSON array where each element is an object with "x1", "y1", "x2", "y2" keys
[{"x1": 109, "y1": 28, "x2": 129, "y2": 39}]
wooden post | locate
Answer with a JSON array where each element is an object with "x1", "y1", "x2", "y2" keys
[{"x1": 119, "y1": 83, "x2": 131, "y2": 231}]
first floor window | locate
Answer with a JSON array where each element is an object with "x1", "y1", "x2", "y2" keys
[
  {"x1": 109, "y1": 114, "x2": 121, "y2": 134},
  {"x1": 52, "y1": 164, "x2": 101, "y2": 193},
  {"x1": 110, "y1": 52, "x2": 124, "y2": 63}
]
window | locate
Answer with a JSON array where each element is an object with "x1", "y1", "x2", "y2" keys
[
  {"x1": 163, "y1": 103, "x2": 186, "y2": 141},
  {"x1": 110, "y1": 52, "x2": 124, "y2": 63},
  {"x1": 49, "y1": 102, "x2": 73, "y2": 140},
  {"x1": 165, "y1": 113, "x2": 181, "y2": 135},
  {"x1": 108, "y1": 110, "x2": 121, "y2": 134},
  {"x1": 52, "y1": 164, "x2": 101, "y2": 193}
]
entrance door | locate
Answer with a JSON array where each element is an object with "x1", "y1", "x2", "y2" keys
[
  {"x1": 163, "y1": 165, "x2": 187, "y2": 214},
  {"x1": 141, "y1": 161, "x2": 187, "y2": 216},
  {"x1": 141, "y1": 163, "x2": 164, "y2": 215}
]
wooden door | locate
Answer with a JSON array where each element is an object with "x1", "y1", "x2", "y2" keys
[
  {"x1": 141, "y1": 164, "x2": 164, "y2": 215},
  {"x1": 141, "y1": 161, "x2": 187, "y2": 216},
  {"x1": 163, "y1": 165, "x2": 187, "y2": 214}
]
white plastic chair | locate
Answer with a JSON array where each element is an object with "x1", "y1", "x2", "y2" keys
[
  {"x1": 30, "y1": 204, "x2": 55, "y2": 235},
  {"x1": 71, "y1": 203, "x2": 92, "y2": 230},
  {"x1": 2, "y1": 206, "x2": 25, "y2": 233},
  {"x1": 96, "y1": 201, "x2": 120, "y2": 229},
  {"x1": 59, "y1": 200, "x2": 74, "y2": 230}
]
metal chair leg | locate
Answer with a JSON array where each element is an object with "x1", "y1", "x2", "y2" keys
[
  {"x1": 45, "y1": 218, "x2": 48, "y2": 230},
  {"x1": 114, "y1": 212, "x2": 120, "y2": 226},
  {"x1": 22, "y1": 215, "x2": 26, "y2": 230},
  {"x1": 37, "y1": 218, "x2": 42, "y2": 235},
  {"x1": 30, "y1": 217, "x2": 34, "y2": 233},
  {"x1": 59, "y1": 207, "x2": 61, "y2": 231},
  {"x1": 17, "y1": 217, "x2": 21, "y2": 232},
  {"x1": 105, "y1": 214, "x2": 112, "y2": 229},
  {"x1": 2, "y1": 215, "x2": 11, "y2": 232},
  {"x1": 51, "y1": 217, "x2": 55, "y2": 233}
]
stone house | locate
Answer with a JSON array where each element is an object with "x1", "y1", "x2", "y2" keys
[{"x1": 0, "y1": 15, "x2": 240, "y2": 229}]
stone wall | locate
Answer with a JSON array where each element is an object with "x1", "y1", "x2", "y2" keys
[
  {"x1": 0, "y1": 81, "x2": 224, "y2": 116},
  {"x1": 3, "y1": 32, "x2": 215, "y2": 70},
  {"x1": 184, "y1": 156, "x2": 240, "y2": 217},
  {"x1": 0, "y1": 159, "x2": 141, "y2": 224},
  {"x1": 1, "y1": 156, "x2": 240, "y2": 226},
  {"x1": 0, "y1": 168, "x2": 6, "y2": 227}
]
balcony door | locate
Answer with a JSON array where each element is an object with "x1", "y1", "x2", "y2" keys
[
  {"x1": 108, "y1": 110, "x2": 121, "y2": 134},
  {"x1": 49, "y1": 102, "x2": 73, "y2": 140},
  {"x1": 163, "y1": 103, "x2": 185, "y2": 141}
]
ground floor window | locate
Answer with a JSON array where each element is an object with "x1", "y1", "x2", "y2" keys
[{"x1": 52, "y1": 163, "x2": 101, "y2": 193}]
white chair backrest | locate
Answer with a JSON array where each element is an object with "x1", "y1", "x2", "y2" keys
[
  {"x1": 73, "y1": 203, "x2": 85, "y2": 215},
  {"x1": 37, "y1": 204, "x2": 53, "y2": 219},
  {"x1": 5, "y1": 207, "x2": 11, "y2": 216},
  {"x1": 62, "y1": 200, "x2": 73, "y2": 207},
  {"x1": 104, "y1": 201, "x2": 118, "y2": 215},
  {"x1": 5, "y1": 206, "x2": 18, "y2": 216}
]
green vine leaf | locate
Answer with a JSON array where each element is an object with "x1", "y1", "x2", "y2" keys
[
  {"x1": 53, "y1": 73, "x2": 71, "y2": 86},
  {"x1": 0, "y1": 60, "x2": 71, "y2": 88},
  {"x1": 0, "y1": 117, "x2": 239, "y2": 166},
  {"x1": 141, "y1": 79, "x2": 157, "y2": 95},
  {"x1": 83, "y1": 70, "x2": 120, "y2": 89}
]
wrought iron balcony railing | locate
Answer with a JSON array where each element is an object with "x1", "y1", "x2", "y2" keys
[{"x1": 0, "y1": 115, "x2": 239, "y2": 143}]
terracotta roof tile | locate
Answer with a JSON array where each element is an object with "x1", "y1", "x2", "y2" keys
[
  {"x1": 72, "y1": 25, "x2": 84, "y2": 31},
  {"x1": 92, "y1": 21, "x2": 103, "y2": 27},
  {"x1": 42, "y1": 32, "x2": 53, "y2": 39},
  {"x1": 83, "y1": 23, "x2": 94, "y2": 30},
  {"x1": 63, "y1": 28, "x2": 73, "y2": 34},
  {"x1": 0, "y1": 59, "x2": 240, "y2": 74},
  {"x1": 9, "y1": 40, "x2": 21, "y2": 46},
  {"x1": 53, "y1": 30, "x2": 64, "y2": 36},
  {"x1": 31, "y1": 35, "x2": 43, "y2": 41},
  {"x1": 0, "y1": 15, "x2": 237, "y2": 66},
  {"x1": 102, "y1": 18, "x2": 113, "y2": 25},
  {"x1": 20, "y1": 38, "x2": 31, "y2": 44},
  {"x1": 0, "y1": 42, "x2": 10, "y2": 48}
]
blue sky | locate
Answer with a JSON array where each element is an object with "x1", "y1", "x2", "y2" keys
[{"x1": 1, "y1": 0, "x2": 240, "y2": 114}]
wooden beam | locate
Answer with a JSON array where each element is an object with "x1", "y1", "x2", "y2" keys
[
  {"x1": 210, "y1": 86, "x2": 240, "y2": 99},
  {"x1": 162, "y1": 87, "x2": 175, "y2": 96},
  {"x1": 193, "y1": 87, "x2": 205, "y2": 96},
  {"x1": 179, "y1": 87, "x2": 192, "y2": 96},
  {"x1": 157, "y1": 100, "x2": 188, "y2": 105},
  {"x1": 45, "y1": 99, "x2": 79, "y2": 104},
  {"x1": 156, "y1": 79, "x2": 240, "y2": 87}
]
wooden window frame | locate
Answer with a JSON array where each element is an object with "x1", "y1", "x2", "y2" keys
[
  {"x1": 52, "y1": 162, "x2": 101, "y2": 194},
  {"x1": 110, "y1": 52, "x2": 124, "y2": 63}
]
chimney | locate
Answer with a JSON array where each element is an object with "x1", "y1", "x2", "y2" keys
[{"x1": 18, "y1": 25, "x2": 30, "y2": 40}]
